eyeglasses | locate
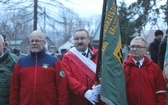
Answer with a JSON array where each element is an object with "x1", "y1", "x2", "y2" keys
[
  {"x1": 29, "y1": 39, "x2": 44, "y2": 44},
  {"x1": 74, "y1": 37, "x2": 88, "y2": 41},
  {"x1": 129, "y1": 45, "x2": 146, "y2": 49}
]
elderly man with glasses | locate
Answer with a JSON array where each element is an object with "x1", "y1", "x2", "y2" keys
[
  {"x1": 61, "y1": 29, "x2": 105, "y2": 105},
  {"x1": 123, "y1": 36, "x2": 166, "y2": 105},
  {"x1": 10, "y1": 30, "x2": 68, "y2": 105}
]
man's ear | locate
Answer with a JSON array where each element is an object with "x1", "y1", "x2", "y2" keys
[
  {"x1": 2, "y1": 42, "x2": 5, "y2": 47},
  {"x1": 44, "y1": 40, "x2": 46, "y2": 44}
]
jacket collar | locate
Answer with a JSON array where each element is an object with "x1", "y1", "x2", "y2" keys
[
  {"x1": 125, "y1": 55, "x2": 152, "y2": 66},
  {"x1": 30, "y1": 49, "x2": 46, "y2": 57}
]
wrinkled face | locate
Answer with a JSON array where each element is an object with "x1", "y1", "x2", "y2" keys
[
  {"x1": 73, "y1": 31, "x2": 90, "y2": 52},
  {"x1": 130, "y1": 39, "x2": 147, "y2": 60},
  {"x1": 29, "y1": 32, "x2": 46, "y2": 53}
]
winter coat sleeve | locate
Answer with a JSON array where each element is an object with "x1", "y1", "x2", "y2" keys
[
  {"x1": 55, "y1": 60, "x2": 68, "y2": 105},
  {"x1": 10, "y1": 62, "x2": 20, "y2": 105},
  {"x1": 154, "y1": 65, "x2": 166, "y2": 105}
]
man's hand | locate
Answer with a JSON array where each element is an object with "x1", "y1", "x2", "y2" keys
[
  {"x1": 92, "y1": 84, "x2": 101, "y2": 95},
  {"x1": 84, "y1": 89, "x2": 99, "y2": 105}
]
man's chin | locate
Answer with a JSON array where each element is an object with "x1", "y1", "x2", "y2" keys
[
  {"x1": 31, "y1": 49, "x2": 39, "y2": 53},
  {"x1": 76, "y1": 47, "x2": 84, "y2": 52}
]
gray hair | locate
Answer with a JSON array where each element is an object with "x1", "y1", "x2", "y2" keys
[
  {"x1": 29, "y1": 30, "x2": 46, "y2": 40},
  {"x1": 131, "y1": 36, "x2": 148, "y2": 48},
  {"x1": 73, "y1": 28, "x2": 90, "y2": 38}
]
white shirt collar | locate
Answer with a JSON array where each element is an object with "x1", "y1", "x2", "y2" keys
[
  {"x1": 133, "y1": 57, "x2": 144, "y2": 67},
  {"x1": 82, "y1": 48, "x2": 88, "y2": 54}
]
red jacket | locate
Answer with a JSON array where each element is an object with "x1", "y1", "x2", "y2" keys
[
  {"x1": 62, "y1": 47, "x2": 104, "y2": 105},
  {"x1": 10, "y1": 50, "x2": 68, "y2": 105},
  {"x1": 123, "y1": 56, "x2": 166, "y2": 105}
]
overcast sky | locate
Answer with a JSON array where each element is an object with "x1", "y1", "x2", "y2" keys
[
  {"x1": 57, "y1": 0, "x2": 103, "y2": 18},
  {"x1": 58, "y1": 0, "x2": 165, "y2": 18},
  {"x1": 57, "y1": 0, "x2": 139, "y2": 18},
  {"x1": 57, "y1": 0, "x2": 166, "y2": 30}
]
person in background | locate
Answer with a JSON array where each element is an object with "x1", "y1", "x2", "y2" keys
[
  {"x1": 2, "y1": 34, "x2": 12, "y2": 52},
  {"x1": 61, "y1": 29, "x2": 104, "y2": 105},
  {"x1": 158, "y1": 29, "x2": 168, "y2": 70},
  {"x1": 10, "y1": 30, "x2": 68, "y2": 105},
  {"x1": 123, "y1": 36, "x2": 166, "y2": 105},
  {"x1": 0, "y1": 34, "x2": 18, "y2": 105},
  {"x1": 2, "y1": 34, "x2": 9, "y2": 46},
  {"x1": 149, "y1": 30, "x2": 164, "y2": 64}
]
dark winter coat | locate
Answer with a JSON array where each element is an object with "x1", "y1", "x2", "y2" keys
[
  {"x1": 158, "y1": 36, "x2": 167, "y2": 70},
  {"x1": 0, "y1": 48, "x2": 18, "y2": 105},
  {"x1": 149, "y1": 38, "x2": 161, "y2": 64}
]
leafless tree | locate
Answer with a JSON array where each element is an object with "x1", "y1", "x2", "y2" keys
[{"x1": 0, "y1": 0, "x2": 100, "y2": 50}]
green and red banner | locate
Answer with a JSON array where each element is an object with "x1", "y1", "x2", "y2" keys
[{"x1": 100, "y1": 0, "x2": 127, "y2": 105}]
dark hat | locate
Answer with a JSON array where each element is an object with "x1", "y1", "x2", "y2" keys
[{"x1": 155, "y1": 30, "x2": 164, "y2": 37}]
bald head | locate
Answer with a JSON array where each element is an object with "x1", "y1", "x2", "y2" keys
[{"x1": 29, "y1": 30, "x2": 45, "y2": 40}]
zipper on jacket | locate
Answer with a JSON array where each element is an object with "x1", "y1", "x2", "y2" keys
[
  {"x1": 138, "y1": 66, "x2": 141, "y2": 105},
  {"x1": 34, "y1": 54, "x2": 38, "y2": 105}
]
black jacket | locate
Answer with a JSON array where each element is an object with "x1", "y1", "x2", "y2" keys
[
  {"x1": 158, "y1": 36, "x2": 167, "y2": 70},
  {"x1": 149, "y1": 38, "x2": 161, "y2": 64}
]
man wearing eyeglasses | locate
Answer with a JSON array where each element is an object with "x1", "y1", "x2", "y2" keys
[
  {"x1": 61, "y1": 29, "x2": 104, "y2": 105},
  {"x1": 10, "y1": 30, "x2": 68, "y2": 105},
  {"x1": 123, "y1": 36, "x2": 166, "y2": 105}
]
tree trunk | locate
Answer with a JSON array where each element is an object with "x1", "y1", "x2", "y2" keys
[{"x1": 33, "y1": 0, "x2": 38, "y2": 30}]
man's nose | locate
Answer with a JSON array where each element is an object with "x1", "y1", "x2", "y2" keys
[{"x1": 78, "y1": 39, "x2": 83, "y2": 42}]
